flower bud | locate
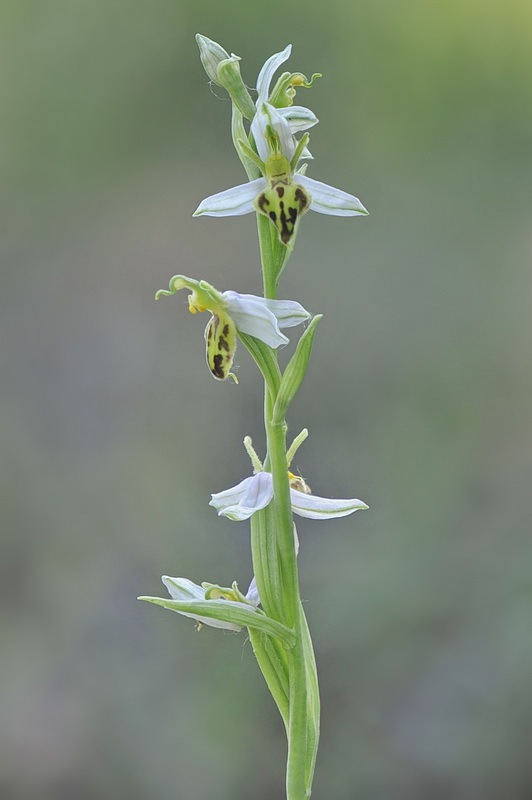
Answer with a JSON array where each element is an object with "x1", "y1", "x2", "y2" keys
[
  {"x1": 195, "y1": 34, "x2": 230, "y2": 83},
  {"x1": 196, "y1": 34, "x2": 256, "y2": 120}
]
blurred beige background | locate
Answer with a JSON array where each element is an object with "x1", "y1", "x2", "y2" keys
[{"x1": 2, "y1": 1, "x2": 532, "y2": 798}]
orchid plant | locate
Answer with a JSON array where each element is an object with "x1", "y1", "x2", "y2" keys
[{"x1": 139, "y1": 35, "x2": 368, "y2": 800}]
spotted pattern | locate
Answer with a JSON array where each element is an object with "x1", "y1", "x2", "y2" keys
[
  {"x1": 255, "y1": 179, "x2": 311, "y2": 246},
  {"x1": 204, "y1": 313, "x2": 237, "y2": 380}
]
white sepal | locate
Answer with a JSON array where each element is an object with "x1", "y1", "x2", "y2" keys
[
  {"x1": 222, "y1": 292, "x2": 310, "y2": 348},
  {"x1": 258, "y1": 297, "x2": 312, "y2": 328},
  {"x1": 222, "y1": 292, "x2": 287, "y2": 348},
  {"x1": 296, "y1": 174, "x2": 369, "y2": 217},
  {"x1": 256, "y1": 44, "x2": 292, "y2": 107},
  {"x1": 193, "y1": 178, "x2": 266, "y2": 217},
  {"x1": 289, "y1": 490, "x2": 369, "y2": 519},
  {"x1": 214, "y1": 287, "x2": 309, "y2": 349}
]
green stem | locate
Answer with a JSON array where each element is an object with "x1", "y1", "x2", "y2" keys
[
  {"x1": 257, "y1": 215, "x2": 291, "y2": 299},
  {"x1": 250, "y1": 504, "x2": 284, "y2": 622},
  {"x1": 266, "y1": 398, "x2": 308, "y2": 799},
  {"x1": 251, "y1": 214, "x2": 318, "y2": 799}
]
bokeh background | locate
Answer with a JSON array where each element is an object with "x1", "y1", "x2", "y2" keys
[{"x1": 2, "y1": 1, "x2": 532, "y2": 798}]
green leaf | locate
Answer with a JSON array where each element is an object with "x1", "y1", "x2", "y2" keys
[
  {"x1": 139, "y1": 596, "x2": 296, "y2": 648},
  {"x1": 299, "y1": 602, "x2": 320, "y2": 793}
]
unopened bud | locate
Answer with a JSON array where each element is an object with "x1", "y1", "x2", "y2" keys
[
  {"x1": 196, "y1": 34, "x2": 256, "y2": 120},
  {"x1": 195, "y1": 34, "x2": 230, "y2": 83}
]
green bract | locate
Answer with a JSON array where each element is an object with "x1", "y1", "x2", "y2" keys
[{"x1": 273, "y1": 315, "x2": 323, "y2": 421}]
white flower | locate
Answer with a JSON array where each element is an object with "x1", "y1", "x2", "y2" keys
[
  {"x1": 155, "y1": 275, "x2": 310, "y2": 380},
  {"x1": 209, "y1": 470, "x2": 368, "y2": 522},
  {"x1": 194, "y1": 43, "x2": 367, "y2": 245},
  {"x1": 159, "y1": 576, "x2": 259, "y2": 631},
  {"x1": 194, "y1": 102, "x2": 368, "y2": 245}
]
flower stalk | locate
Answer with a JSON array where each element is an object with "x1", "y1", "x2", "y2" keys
[
  {"x1": 258, "y1": 207, "x2": 318, "y2": 799},
  {"x1": 139, "y1": 36, "x2": 368, "y2": 800}
]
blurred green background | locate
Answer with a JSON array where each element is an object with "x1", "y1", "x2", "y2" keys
[{"x1": 2, "y1": 1, "x2": 532, "y2": 798}]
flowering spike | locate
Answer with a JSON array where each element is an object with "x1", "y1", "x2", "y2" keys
[{"x1": 141, "y1": 38, "x2": 370, "y2": 799}]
